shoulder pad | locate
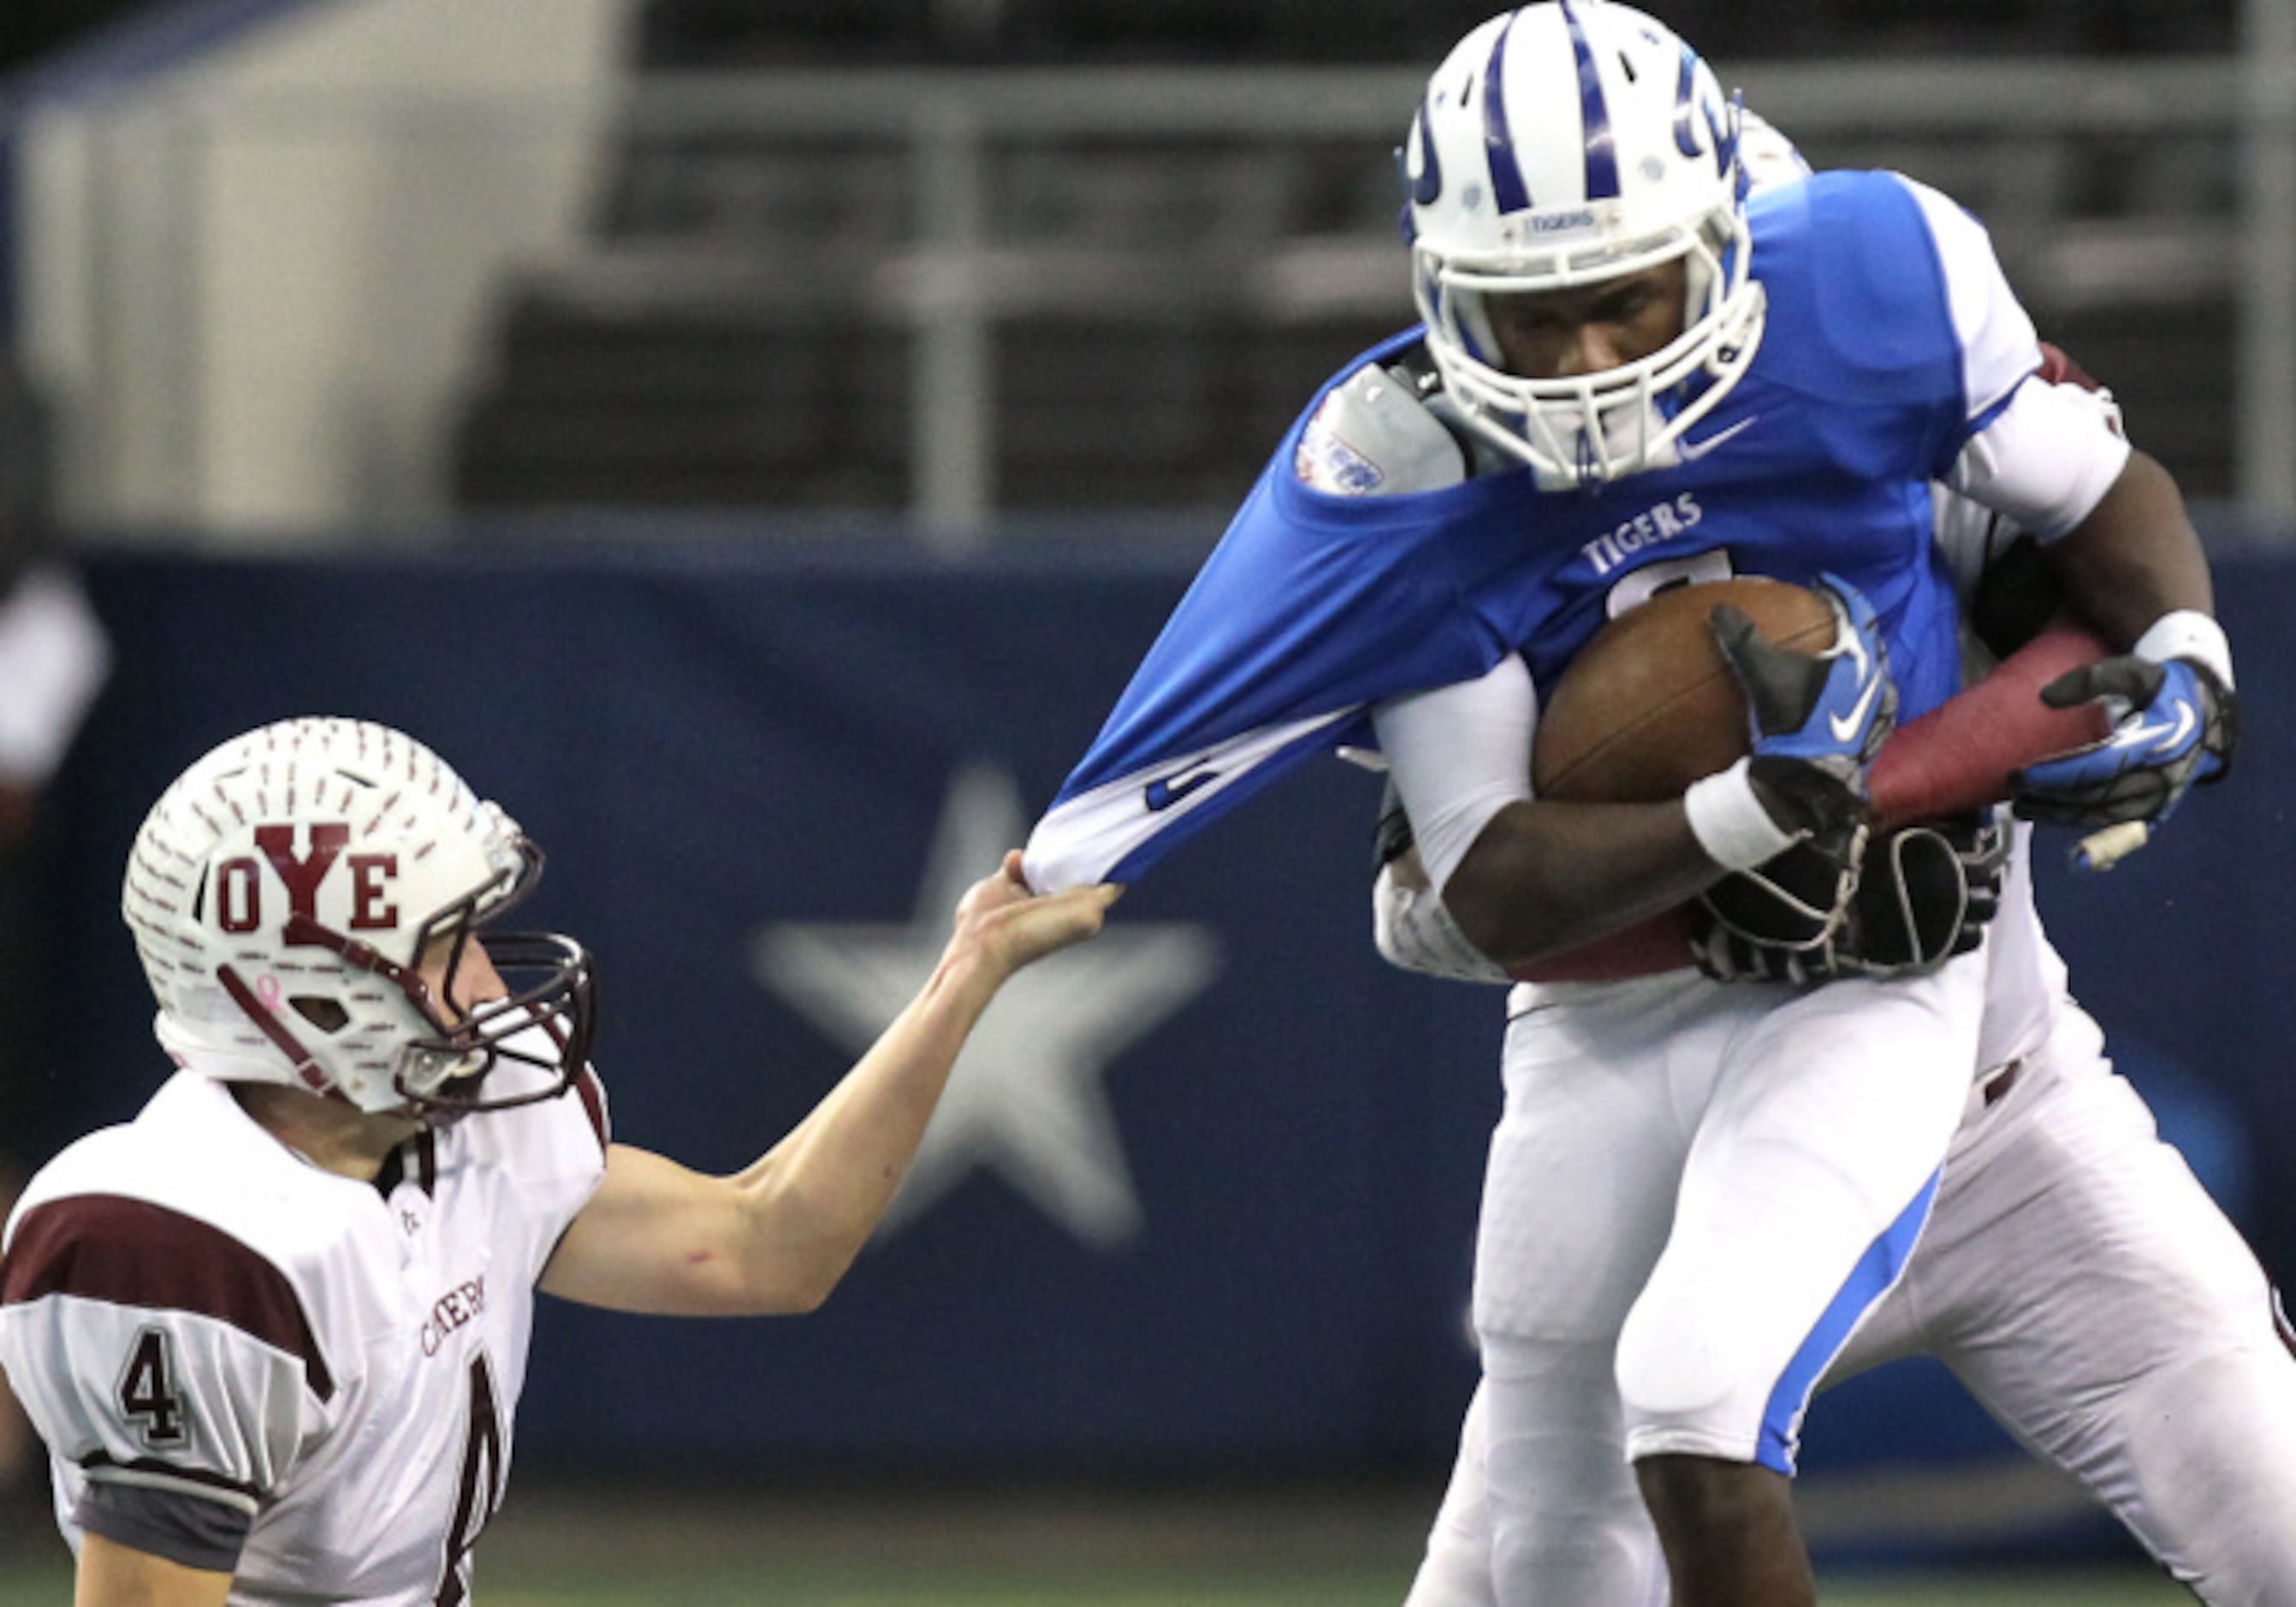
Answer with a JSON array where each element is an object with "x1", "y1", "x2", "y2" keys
[{"x1": 1296, "y1": 353, "x2": 1468, "y2": 495}]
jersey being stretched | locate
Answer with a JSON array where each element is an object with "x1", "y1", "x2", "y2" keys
[
  {"x1": 0, "y1": 1061, "x2": 608, "y2": 1604},
  {"x1": 1023, "y1": 169, "x2": 2043, "y2": 892}
]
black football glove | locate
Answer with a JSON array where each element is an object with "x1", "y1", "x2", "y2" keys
[{"x1": 1694, "y1": 810, "x2": 2009, "y2": 986}]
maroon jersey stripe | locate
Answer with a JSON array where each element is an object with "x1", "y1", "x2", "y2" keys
[
  {"x1": 530, "y1": 1001, "x2": 608, "y2": 1157},
  {"x1": 573, "y1": 1065, "x2": 608, "y2": 1155},
  {"x1": 83, "y1": 1451, "x2": 264, "y2": 1504},
  {"x1": 2, "y1": 1195, "x2": 335, "y2": 1402}
]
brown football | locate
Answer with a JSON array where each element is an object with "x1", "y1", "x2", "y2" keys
[{"x1": 1533, "y1": 578, "x2": 1838, "y2": 803}]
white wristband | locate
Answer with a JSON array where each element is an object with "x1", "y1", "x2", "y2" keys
[
  {"x1": 1683, "y1": 757, "x2": 1800, "y2": 870},
  {"x1": 2133, "y1": 609, "x2": 2234, "y2": 690}
]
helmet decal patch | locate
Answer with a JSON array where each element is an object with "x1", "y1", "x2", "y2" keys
[
  {"x1": 1403, "y1": 92, "x2": 1444, "y2": 210},
  {"x1": 254, "y1": 821, "x2": 347, "y2": 929},
  {"x1": 1671, "y1": 44, "x2": 1729, "y2": 176},
  {"x1": 1563, "y1": 2, "x2": 1620, "y2": 202},
  {"x1": 1480, "y1": 14, "x2": 1534, "y2": 214},
  {"x1": 211, "y1": 822, "x2": 400, "y2": 937}
]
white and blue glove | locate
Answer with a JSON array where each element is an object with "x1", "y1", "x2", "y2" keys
[
  {"x1": 1690, "y1": 572, "x2": 1896, "y2": 849},
  {"x1": 2012, "y1": 610, "x2": 2236, "y2": 866},
  {"x1": 1684, "y1": 574, "x2": 1897, "y2": 946}
]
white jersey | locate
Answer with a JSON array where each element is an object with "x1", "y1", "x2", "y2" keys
[{"x1": 0, "y1": 1062, "x2": 609, "y2": 1604}]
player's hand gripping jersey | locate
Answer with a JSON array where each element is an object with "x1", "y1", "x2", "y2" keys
[
  {"x1": 0, "y1": 711, "x2": 1121, "y2": 1606},
  {"x1": 1023, "y1": 169, "x2": 2122, "y2": 893}
]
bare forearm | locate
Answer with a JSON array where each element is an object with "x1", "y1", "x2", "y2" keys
[
  {"x1": 77, "y1": 1533, "x2": 233, "y2": 1607},
  {"x1": 541, "y1": 858, "x2": 1115, "y2": 1319},
  {"x1": 730, "y1": 952, "x2": 1002, "y2": 1307},
  {"x1": 1445, "y1": 798, "x2": 1723, "y2": 966},
  {"x1": 546, "y1": 962, "x2": 1003, "y2": 1317}
]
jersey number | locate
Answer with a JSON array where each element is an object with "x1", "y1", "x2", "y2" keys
[
  {"x1": 1604, "y1": 549, "x2": 1737, "y2": 618},
  {"x1": 116, "y1": 1327, "x2": 188, "y2": 1448},
  {"x1": 433, "y1": 1350, "x2": 507, "y2": 1607}
]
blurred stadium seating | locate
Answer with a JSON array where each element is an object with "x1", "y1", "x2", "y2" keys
[
  {"x1": 440, "y1": 0, "x2": 2260, "y2": 520},
  {"x1": 618, "y1": 0, "x2": 2237, "y2": 67},
  {"x1": 3, "y1": 0, "x2": 2276, "y2": 536}
]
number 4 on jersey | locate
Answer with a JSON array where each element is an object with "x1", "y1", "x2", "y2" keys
[
  {"x1": 116, "y1": 1326, "x2": 189, "y2": 1448},
  {"x1": 435, "y1": 1350, "x2": 507, "y2": 1607}
]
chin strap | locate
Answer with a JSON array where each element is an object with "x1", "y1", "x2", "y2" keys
[{"x1": 215, "y1": 964, "x2": 334, "y2": 1096}]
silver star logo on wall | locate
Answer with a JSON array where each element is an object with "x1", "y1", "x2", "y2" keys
[{"x1": 751, "y1": 763, "x2": 1219, "y2": 1249}]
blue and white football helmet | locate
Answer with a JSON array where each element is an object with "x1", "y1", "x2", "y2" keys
[{"x1": 1400, "y1": 1, "x2": 1768, "y2": 486}]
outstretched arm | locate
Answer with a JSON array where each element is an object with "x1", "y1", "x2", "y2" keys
[{"x1": 539, "y1": 854, "x2": 1119, "y2": 1316}]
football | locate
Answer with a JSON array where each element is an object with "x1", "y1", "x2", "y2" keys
[{"x1": 1533, "y1": 577, "x2": 1838, "y2": 803}]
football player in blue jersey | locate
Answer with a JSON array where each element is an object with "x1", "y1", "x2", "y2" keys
[
  {"x1": 1371, "y1": 377, "x2": 2296, "y2": 1603},
  {"x1": 1023, "y1": 4, "x2": 2236, "y2": 1604}
]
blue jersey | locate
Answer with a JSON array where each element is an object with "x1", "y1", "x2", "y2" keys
[{"x1": 1023, "y1": 172, "x2": 2040, "y2": 891}]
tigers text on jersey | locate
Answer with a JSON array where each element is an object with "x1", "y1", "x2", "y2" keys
[
  {"x1": 0, "y1": 1062, "x2": 609, "y2": 1604},
  {"x1": 1023, "y1": 169, "x2": 2056, "y2": 892}
]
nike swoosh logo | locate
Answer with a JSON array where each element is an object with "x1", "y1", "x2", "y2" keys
[
  {"x1": 2115, "y1": 699, "x2": 2197, "y2": 752},
  {"x1": 1828, "y1": 674, "x2": 1883, "y2": 745},
  {"x1": 1144, "y1": 768, "x2": 1220, "y2": 812},
  {"x1": 1676, "y1": 416, "x2": 1760, "y2": 462}
]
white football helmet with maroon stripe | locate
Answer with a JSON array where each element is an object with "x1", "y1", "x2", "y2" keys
[
  {"x1": 121, "y1": 717, "x2": 596, "y2": 1118},
  {"x1": 1401, "y1": 1, "x2": 1766, "y2": 485}
]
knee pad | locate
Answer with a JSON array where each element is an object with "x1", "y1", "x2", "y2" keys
[{"x1": 1615, "y1": 1297, "x2": 1777, "y2": 1469}]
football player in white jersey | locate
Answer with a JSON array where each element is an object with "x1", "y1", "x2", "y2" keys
[
  {"x1": 1302, "y1": 51, "x2": 2282, "y2": 1607},
  {"x1": 0, "y1": 716, "x2": 1118, "y2": 1607}
]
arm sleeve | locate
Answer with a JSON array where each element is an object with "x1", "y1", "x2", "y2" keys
[
  {"x1": 1945, "y1": 376, "x2": 2131, "y2": 541},
  {"x1": 1369, "y1": 655, "x2": 1538, "y2": 894},
  {"x1": 1900, "y1": 176, "x2": 2042, "y2": 428},
  {"x1": 1896, "y1": 179, "x2": 2133, "y2": 535},
  {"x1": 76, "y1": 1480, "x2": 252, "y2": 1574}
]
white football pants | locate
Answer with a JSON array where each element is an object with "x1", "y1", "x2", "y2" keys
[
  {"x1": 1407, "y1": 994, "x2": 2296, "y2": 1607},
  {"x1": 1457, "y1": 952, "x2": 1985, "y2": 1604}
]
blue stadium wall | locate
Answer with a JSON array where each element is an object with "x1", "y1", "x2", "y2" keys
[{"x1": 22, "y1": 520, "x2": 2296, "y2": 1564}]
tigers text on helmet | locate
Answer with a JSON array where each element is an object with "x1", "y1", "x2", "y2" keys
[
  {"x1": 121, "y1": 717, "x2": 597, "y2": 1121},
  {"x1": 1400, "y1": 1, "x2": 1767, "y2": 487}
]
